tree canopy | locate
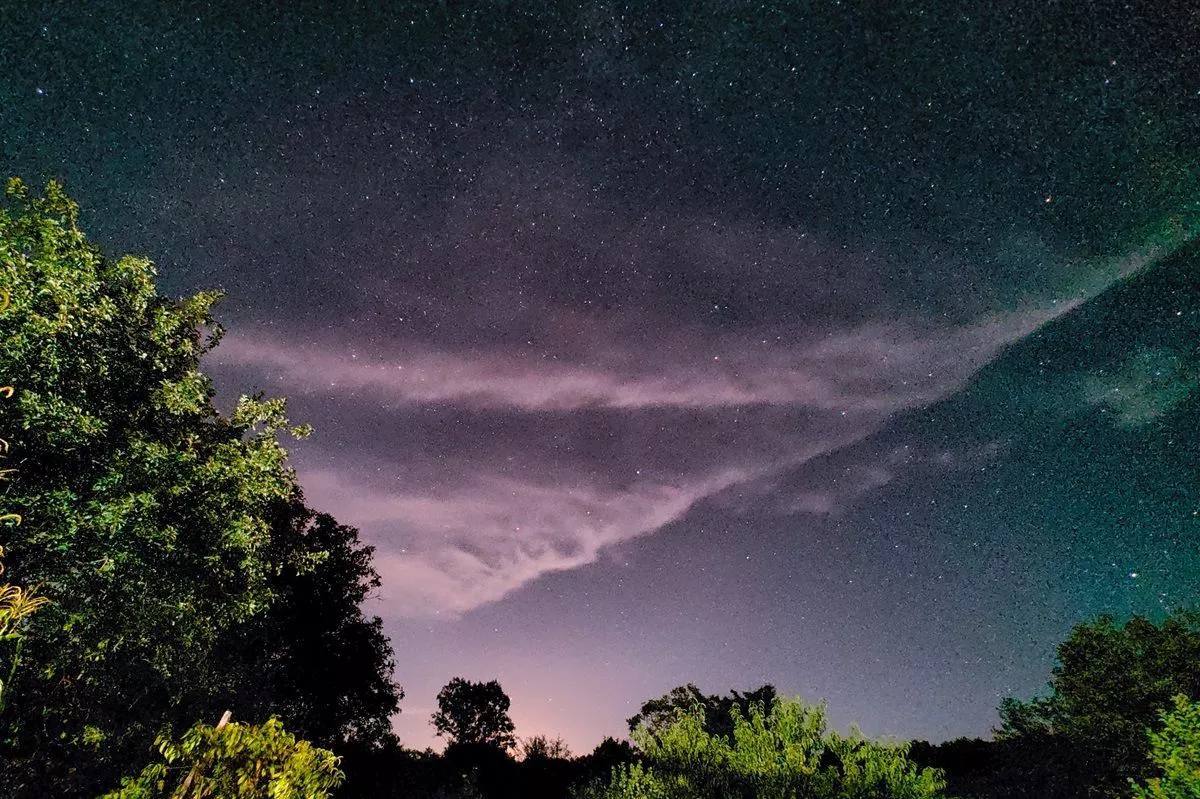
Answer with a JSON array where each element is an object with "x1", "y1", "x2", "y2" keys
[
  {"x1": 432, "y1": 678, "x2": 518, "y2": 750},
  {"x1": 585, "y1": 696, "x2": 947, "y2": 799},
  {"x1": 0, "y1": 180, "x2": 399, "y2": 796},
  {"x1": 101, "y1": 715, "x2": 344, "y2": 799},
  {"x1": 997, "y1": 611, "x2": 1200, "y2": 797},
  {"x1": 627, "y1": 683, "x2": 778, "y2": 742},
  {"x1": 1131, "y1": 695, "x2": 1200, "y2": 799}
]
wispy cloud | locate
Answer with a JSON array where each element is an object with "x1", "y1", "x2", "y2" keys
[
  {"x1": 207, "y1": 205, "x2": 1178, "y2": 619},
  {"x1": 217, "y1": 309, "x2": 1068, "y2": 413},
  {"x1": 213, "y1": 301, "x2": 1089, "y2": 617}
]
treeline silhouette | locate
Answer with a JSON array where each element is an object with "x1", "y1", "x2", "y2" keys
[{"x1": 1, "y1": 181, "x2": 1197, "y2": 798}]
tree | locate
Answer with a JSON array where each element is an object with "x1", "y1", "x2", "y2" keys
[
  {"x1": 627, "y1": 683, "x2": 777, "y2": 742},
  {"x1": 1131, "y1": 695, "x2": 1200, "y2": 799},
  {"x1": 997, "y1": 612, "x2": 1200, "y2": 798},
  {"x1": 581, "y1": 696, "x2": 947, "y2": 799},
  {"x1": 521, "y1": 735, "x2": 572, "y2": 762},
  {"x1": 216, "y1": 494, "x2": 402, "y2": 751},
  {"x1": 432, "y1": 679, "x2": 517, "y2": 749},
  {"x1": 101, "y1": 715, "x2": 343, "y2": 799},
  {"x1": 0, "y1": 180, "x2": 399, "y2": 796}
]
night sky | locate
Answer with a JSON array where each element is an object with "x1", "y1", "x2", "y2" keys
[{"x1": 3, "y1": 1, "x2": 1198, "y2": 751}]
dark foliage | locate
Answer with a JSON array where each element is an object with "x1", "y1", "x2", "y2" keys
[
  {"x1": 340, "y1": 735, "x2": 636, "y2": 799},
  {"x1": 218, "y1": 494, "x2": 402, "y2": 751},
  {"x1": 912, "y1": 611, "x2": 1200, "y2": 799},
  {"x1": 432, "y1": 678, "x2": 518, "y2": 750},
  {"x1": 627, "y1": 683, "x2": 778, "y2": 741}
]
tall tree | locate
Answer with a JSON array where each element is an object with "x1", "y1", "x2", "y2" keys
[
  {"x1": 0, "y1": 180, "x2": 399, "y2": 795},
  {"x1": 432, "y1": 678, "x2": 517, "y2": 750}
]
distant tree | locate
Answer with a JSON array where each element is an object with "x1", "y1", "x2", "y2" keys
[
  {"x1": 522, "y1": 735, "x2": 572, "y2": 761},
  {"x1": 218, "y1": 494, "x2": 402, "y2": 751},
  {"x1": 583, "y1": 696, "x2": 947, "y2": 799},
  {"x1": 627, "y1": 683, "x2": 777, "y2": 742},
  {"x1": 432, "y1": 679, "x2": 517, "y2": 750},
  {"x1": 575, "y1": 737, "x2": 638, "y2": 788},
  {"x1": 1131, "y1": 695, "x2": 1200, "y2": 799},
  {"x1": 997, "y1": 611, "x2": 1200, "y2": 798},
  {"x1": 101, "y1": 715, "x2": 343, "y2": 799}
]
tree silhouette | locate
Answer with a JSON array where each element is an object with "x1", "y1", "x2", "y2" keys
[
  {"x1": 219, "y1": 493, "x2": 402, "y2": 751},
  {"x1": 998, "y1": 611, "x2": 1200, "y2": 797},
  {"x1": 432, "y1": 678, "x2": 517, "y2": 749},
  {"x1": 628, "y1": 683, "x2": 778, "y2": 741}
]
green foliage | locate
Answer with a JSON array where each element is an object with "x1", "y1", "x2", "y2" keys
[
  {"x1": 581, "y1": 697, "x2": 947, "y2": 799},
  {"x1": 433, "y1": 678, "x2": 518, "y2": 749},
  {"x1": 1131, "y1": 696, "x2": 1200, "y2": 799},
  {"x1": 998, "y1": 612, "x2": 1200, "y2": 797},
  {"x1": 0, "y1": 179, "x2": 327, "y2": 794},
  {"x1": 100, "y1": 716, "x2": 343, "y2": 799}
]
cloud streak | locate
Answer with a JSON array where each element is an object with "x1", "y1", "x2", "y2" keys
[
  {"x1": 217, "y1": 309, "x2": 1069, "y2": 413},
  {"x1": 204, "y1": 178, "x2": 1177, "y2": 619},
  {"x1": 211, "y1": 299, "x2": 1093, "y2": 617}
]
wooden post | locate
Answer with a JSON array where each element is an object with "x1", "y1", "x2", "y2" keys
[{"x1": 174, "y1": 710, "x2": 232, "y2": 798}]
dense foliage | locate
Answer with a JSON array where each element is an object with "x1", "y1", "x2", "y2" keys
[
  {"x1": 1131, "y1": 695, "x2": 1200, "y2": 799},
  {"x1": 0, "y1": 180, "x2": 399, "y2": 796},
  {"x1": 101, "y1": 716, "x2": 343, "y2": 799},
  {"x1": 997, "y1": 612, "x2": 1200, "y2": 798},
  {"x1": 217, "y1": 495, "x2": 402, "y2": 751},
  {"x1": 0, "y1": 547, "x2": 46, "y2": 715},
  {"x1": 581, "y1": 697, "x2": 947, "y2": 799}
]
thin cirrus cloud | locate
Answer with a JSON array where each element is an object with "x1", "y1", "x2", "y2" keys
[
  {"x1": 206, "y1": 230, "x2": 1172, "y2": 618},
  {"x1": 212, "y1": 297, "x2": 1095, "y2": 618},
  {"x1": 217, "y1": 307, "x2": 1072, "y2": 414}
]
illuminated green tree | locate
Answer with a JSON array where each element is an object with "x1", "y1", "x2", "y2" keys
[
  {"x1": 1131, "y1": 695, "x2": 1200, "y2": 799},
  {"x1": 0, "y1": 180, "x2": 398, "y2": 795},
  {"x1": 580, "y1": 697, "x2": 947, "y2": 799}
]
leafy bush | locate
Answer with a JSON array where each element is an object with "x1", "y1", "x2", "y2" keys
[
  {"x1": 101, "y1": 716, "x2": 343, "y2": 799},
  {"x1": 579, "y1": 697, "x2": 947, "y2": 799},
  {"x1": 1131, "y1": 695, "x2": 1200, "y2": 799},
  {"x1": 0, "y1": 547, "x2": 46, "y2": 714}
]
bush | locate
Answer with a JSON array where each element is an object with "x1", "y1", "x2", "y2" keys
[
  {"x1": 578, "y1": 697, "x2": 947, "y2": 799},
  {"x1": 1131, "y1": 695, "x2": 1200, "y2": 799},
  {"x1": 101, "y1": 716, "x2": 343, "y2": 799}
]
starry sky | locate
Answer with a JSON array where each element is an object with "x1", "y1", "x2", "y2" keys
[{"x1": 3, "y1": 1, "x2": 1199, "y2": 752}]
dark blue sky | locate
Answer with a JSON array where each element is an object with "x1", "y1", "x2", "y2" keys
[{"x1": 3, "y1": 1, "x2": 1197, "y2": 750}]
